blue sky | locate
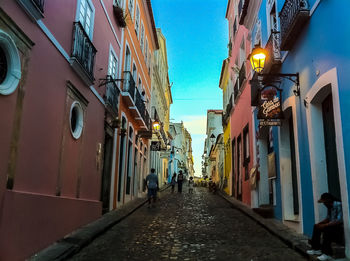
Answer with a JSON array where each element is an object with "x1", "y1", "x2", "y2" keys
[{"x1": 152, "y1": 0, "x2": 228, "y2": 176}]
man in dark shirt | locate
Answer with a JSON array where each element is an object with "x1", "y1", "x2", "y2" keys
[
  {"x1": 146, "y1": 168, "x2": 159, "y2": 208},
  {"x1": 307, "y1": 193, "x2": 343, "y2": 261}
]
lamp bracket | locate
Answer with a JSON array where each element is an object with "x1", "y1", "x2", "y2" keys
[
  {"x1": 98, "y1": 77, "x2": 124, "y2": 88},
  {"x1": 260, "y1": 73, "x2": 300, "y2": 96}
]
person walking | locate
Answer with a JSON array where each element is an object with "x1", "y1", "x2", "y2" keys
[
  {"x1": 171, "y1": 173, "x2": 177, "y2": 193},
  {"x1": 306, "y1": 192, "x2": 344, "y2": 260},
  {"x1": 188, "y1": 176, "x2": 194, "y2": 194},
  {"x1": 177, "y1": 170, "x2": 184, "y2": 193},
  {"x1": 145, "y1": 168, "x2": 159, "y2": 208}
]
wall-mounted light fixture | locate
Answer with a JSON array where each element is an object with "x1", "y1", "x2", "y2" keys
[{"x1": 248, "y1": 45, "x2": 300, "y2": 96}]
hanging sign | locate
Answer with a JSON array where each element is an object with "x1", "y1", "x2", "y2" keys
[
  {"x1": 151, "y1": 141, "x2": 161, "y2": 151},
  {"x1": 258, "y1": 85, "x2": 283, "y2": 126}
]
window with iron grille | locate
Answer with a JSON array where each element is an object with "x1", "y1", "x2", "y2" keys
[
  {"x1": 135, "y1": 5, "x2": 140, "y2": 37},
  {"x1": 128, "y1": 0, "x2": 134, "y2": 20}
]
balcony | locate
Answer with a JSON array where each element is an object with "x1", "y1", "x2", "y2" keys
[
  {"x1": 17, "y1": 0, "x2": 44, "y2": 21},
  {"x1": 223, "y1": 94, "x2": 233, "y2": 127},
  {"x1": 70, "y1": 22, "x2": 97, "y2": 86},
  {"x1": 279, "y1": 0, "x2": 310, "y2": 50},
  {"x1": 105, "y1": 75, "x2": 121, "y2": 116},
  {"x1": 233, "y1": 79, "x2": 239, "y2": 102},
  {"x1": 263, "y1": 32, "x2": 282, "y2": 75},
  {"x1": 238, "y1": 62, "x2": 246, "y2": 90},
  {"x1": 121, "y1": 71, "x2": 136, "y2": 106},
  {"x1": 113, "y1": 3, "x2": 127, "y2": 28},
  {"x1": 238, "y1": 0, "x2": 250, "y2": 25},
  {"x1": 159, "y1": 124, "x2": 167, "y2": 144}
]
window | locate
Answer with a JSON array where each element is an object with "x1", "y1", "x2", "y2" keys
[
  {"x1": 138, "y1": 77, "x2": 142, "y2": 91},
  {"x1": 145, "y1": 38, "x2": 148, "y2": 62},
  {"x1": 108, "y1": 48, "x2": 118, "y2": 79},
  {"x1": 124, "y1": 46, "x2": 131, "y2": 71},
  {"x1": 114, "y1": 0, "x2": 123, "y2": 7},
  {"x1": 148, "y1": 50, "x2": 151, "y2": 74},
  {"x1": 70, "y1": 101, "x2": 84, "y2": 139},
  {"x1": 243, "y1": 125, "x2": 250, "y2": 164},
  {"x1": 135, "y1": 6, "x2": 140, "y2": 37},
  {"x1": 140, "y1": 24, "x2": 144, "y2": 53},
  {"x1": 128, "y1": 0, "x2": 134, "y2": 20},
  {"x1": 132, "y1": 63, "x2": 137, "y2": 82},
  {"x1": 78, "y1": 0, "x2": 95, "y2": 38},
  {"x1": 0, "y1": 30, "x2": 21, "y2": 95}
]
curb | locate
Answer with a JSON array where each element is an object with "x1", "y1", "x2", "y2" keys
[
  {"x1": 29, "y1": 185, "x2": 171, "y2": 261},
  {"x1": 217, "y1": 191, "x2": 310, "y2": 259}
]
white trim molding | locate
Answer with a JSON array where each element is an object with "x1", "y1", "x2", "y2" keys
[
  {"x1": 279, "y1": 95, "x2": 303, "y2": 233},
  {"x1": 0, "y1": 30, "x2": 21, "y2": 95},
  {"x1": 305, "y1": 67, "x2": 350, "y2": 257}
]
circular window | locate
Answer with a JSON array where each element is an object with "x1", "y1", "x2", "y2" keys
[
  {"x1": 0, "y1": 47, "x2": 7, "y2": 84},
  {"x1": 70, "y1": 101, "x2": 84, "y2": 139},
  {"x1": 0, "y1": 30, "x2": 21, "y2": 95}
]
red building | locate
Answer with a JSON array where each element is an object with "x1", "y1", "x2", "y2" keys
[
  {"x1": 0, "y1": 0, "x2": 124, "y2": 259},
  {"x1": 226, "y1": 0, "x2": 254, "y2": 205}
]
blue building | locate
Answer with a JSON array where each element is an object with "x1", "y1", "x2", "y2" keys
[{"x1": 238, "y1": 0, "x2": 349, "y2": 257}]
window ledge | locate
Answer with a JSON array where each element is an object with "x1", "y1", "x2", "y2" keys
[{"x1": 17, "y1": 0, "x2": 44, "y2": 22}]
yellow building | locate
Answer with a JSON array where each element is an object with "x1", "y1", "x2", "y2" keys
[{"x1": 219, "y1": 59, "x2": 232, "y2": 195}]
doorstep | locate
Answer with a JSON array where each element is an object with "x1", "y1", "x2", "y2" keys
[{"x1": 217, "y1": 191, "x2": 347, "y2": 261}]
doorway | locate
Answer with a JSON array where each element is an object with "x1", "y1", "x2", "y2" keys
[{"x1": 101, "y1": 125, "x2": 114, "y2": 214}]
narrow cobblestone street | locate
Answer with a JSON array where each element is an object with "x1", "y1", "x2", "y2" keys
[{"x1": 69, "y1": 186, "x2": 305, "y2": 261}]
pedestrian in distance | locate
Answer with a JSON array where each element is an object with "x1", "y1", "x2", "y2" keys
[
  {"x1": 177, "y1": 170, "x2": 184, "y2": 193},
  {"x1": 306, "y1": 192, "x2": 344, "y2": 261},
  {"x1": 188, "y1": 176, "x2": 194, "y2": 194},
  {"x1": 145, "y1": 168, "x2": 159, "y2": 208},
  {"x1": 171, "y1": 173, "x2": 177, "y2": 193}
]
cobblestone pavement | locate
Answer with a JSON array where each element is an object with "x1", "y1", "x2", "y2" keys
[{"x1": 69, "y1": 187, "x2": 306, "y2": 261}]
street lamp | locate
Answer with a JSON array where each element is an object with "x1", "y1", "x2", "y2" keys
[
  {"x1": 152, "y1": 120, "x2": 160, "y2": 131},
  {"x1": 248, "y1": 45, "x2": 300, "y2": 96}
]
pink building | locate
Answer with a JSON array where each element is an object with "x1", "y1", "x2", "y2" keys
[
  {"x1": 0, "y1": 0, "x2": 124, "y2": 259},
  {"x1": 226, "y1": 0, "x2": 253, "y2": 205}
]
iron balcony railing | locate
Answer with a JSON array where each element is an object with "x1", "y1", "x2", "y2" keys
[
  {"x1": 72, "y1": 22, "x2": 97, "y2": 81},
  {"x1": 32, "y1": 0, "x2": 44, "y2": 13},
  {"x1": 226, "y1": 94, "x2": 233, "y2": 115},
  {"x1": 238, "y1": 0, "x2": 243, "y2": 19},
  {"x1": 159, "y1": 124, "x2": 167, "y2": 143},
  {"x1": 134, "y1": 87, "x2": 151, "y2": 128},
  {"x1": 105, "y1": 75, "x2": 120, "y2": 114},
  {"x1": 234, "y1": 79, "x2": 239, "y2": 101},
  {"x1": 238, "y1": 62, "x2": 246, "y2": 89},
  {"x1": 264, "y1": 32, "x2": 281, "y2": 73},
  {"x1": 123, "y1": 71, "x2": 136, "y2": 100},
  {"x1": 279, "y1": 0, "x2": 310, "y2": 50}
]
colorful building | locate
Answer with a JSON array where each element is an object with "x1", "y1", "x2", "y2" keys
[
  {"x1": 219, "y1": 59, "x2": 232, "y2": 195},
  {"x1": 150, "y1": 28, "x2": 172, "y2": 188},
  {"x1": 240, "y1": 0, "x2": 350, "y2": 256},
  {"x1": 0, "y1": 0, "x2": 124, "y2": 259},
  {"x1": 114, "y1": 0, "x2": 159, "y2": 207},
  {"x1": 225, "y1": 0, "x2": 254, "y2": 205}
]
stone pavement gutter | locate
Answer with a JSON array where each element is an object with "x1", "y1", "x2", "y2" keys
[
  {"x1": 218, "y1": 191, "x2": 312, "y2": 259},
  {"x1": 29, "y1": 185, "x2": 170, "y2": 261}
]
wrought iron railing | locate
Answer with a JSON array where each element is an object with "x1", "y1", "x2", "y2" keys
[
  {"x1": 105, "y1": 75, "x2": 120, "y2": 114},
  {"x1": 279, "y1": 0, "x2": 309, "y2": 48},
  {"x1": 226, "y1": 94, "x2": 233, "y2": 115},
  {"x1": 123, "y1": 71, "x2": 136, "y2": 100},
  {"x1": 238, "y1": 0, "x2": 243, "y2": 18},
  {"x1": 32, "y1": 0, "x2": 44, "y2": 13},
  {"x1": 134, "y1": 88, "x2": 151, "y2": 128},
  {"x1": 238, "y1": 62, "x2": 246, "y2": 89},
  {"x1": 159, "y1": 124, "x2": 167, "y2": 143},
  {"x1": 264, "y1": 32, "x2": 281, "y2": 72},
  {"x1": 233, "y1": 79, "x2": 239, "y2": 101},
  {"x1": 72, "y1": 22, "x2": 97, "y2": 81}
]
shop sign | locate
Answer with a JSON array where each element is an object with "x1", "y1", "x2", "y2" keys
[
  {"x1": 151, "y1": 141, "x2": 161, "y2": 151},
  {"x1": 257, "y1": 85, "x2": 283, "y2": 120}
]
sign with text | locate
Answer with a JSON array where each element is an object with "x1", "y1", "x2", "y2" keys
[
  {"x1": 150, "y1": 141, "x2": 161, "y2": 151},
  {"x1": 257, "y1": 85, "x2": 283, "y2": 120}
]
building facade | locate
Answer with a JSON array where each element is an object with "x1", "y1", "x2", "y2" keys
[
  {"x1": 150, "y1": 28, "x2": 172, "y2": 188},
  {"x1": 0, "y1": 0, "x2": 125, "y2": 259},
  {"x1": 226, "y1": 0, "x2": 254, "y2": 205},
  {"x1": 114, "y1": 0, "x2": 159, "y2": 208},
  {"x1": 237, "y1": 0, "x2": 350, "y2": 256}
]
